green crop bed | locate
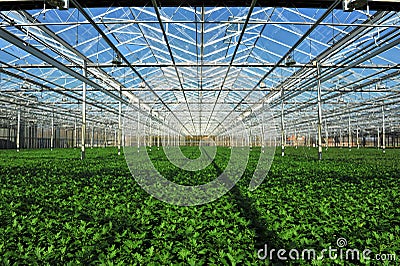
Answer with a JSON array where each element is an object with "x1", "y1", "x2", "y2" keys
[{"x1": 0, "y1": 147, "x2": 399, "y2": 265}]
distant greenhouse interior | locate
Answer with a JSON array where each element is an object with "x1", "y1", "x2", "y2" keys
[{"x1": 0, "y1": 0, "x2": 399, "y2": 158}]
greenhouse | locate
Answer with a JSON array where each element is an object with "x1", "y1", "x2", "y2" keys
[{"x1": 0, "y1": 0, "x2": 399, "y2": 264}]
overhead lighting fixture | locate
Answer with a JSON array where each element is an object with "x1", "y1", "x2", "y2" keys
[
  {"x1": 260, "y1": 82, "x2": 267, "y2": 89},
  {"x1": 343, "y1": 0, "x2": 367, "y2": 11},
  {"x1": 375, "y1": 80, "x2": 386, "y2": 90},
  {"x1": 111, "y1": 54, "x2": 122, "y2": 66},
  {"x1": 21, "y1": 83, "x2": 29, "y2": 90},
  {"x1": 45, "y1": 0, "x2": 69, "y2": 10},
  {"x1": 285, "y1": 54, "x2": 296, "y2": 66}
]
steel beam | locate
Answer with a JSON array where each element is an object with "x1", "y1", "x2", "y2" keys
[
  {"x1": 0, "y1": 27, "x2": 128, "y2": 105},
  {"x1": 5, "y1": 63, "x2": 400, "y2": 69},
  {"x1": 151, "y1": 0, "x2": 196, "y2": 134},
  {"x1": 205, "y1": 0, "x2": 258, "y2": 135},
  {"x1": 2, "y1": 0, "x2": 400, "y2": 10},
  {"x1": 70, "y1": 0, "x2": 189, "y2": 135},
  {"x1": 209, "y1": 0, "x2": 341, "y2": 135},
  {"x1": 3, "y1": 20, "x2": 400, "y2": 29}
]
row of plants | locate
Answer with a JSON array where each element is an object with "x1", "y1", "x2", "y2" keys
[
  {"x1": 0, "y1": 146, "x2": 399, "y2": 265},
  {"x1": 240, "y1": 147, "x2": 399, "y2": 265}
]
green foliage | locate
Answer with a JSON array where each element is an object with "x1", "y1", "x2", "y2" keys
[{"x1": 0, "y1": 147, "x2": 399, "y2": 265}]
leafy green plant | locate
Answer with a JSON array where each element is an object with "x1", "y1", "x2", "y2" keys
[{"x1": 0, "y1": 147, "x2": 399, "y2": 265}]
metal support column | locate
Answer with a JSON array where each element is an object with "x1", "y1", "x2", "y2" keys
[
  {"x1": 91, "y1": 126, "x2": 94, "y2": 149},
  {"x1": 74, "y1": 120, "x2": 77, "y2": 149},
  {"x1": 16, "y1": 109, "x2": 21, "y2": 152},
  {"x1": 149, "y1": 110, "x2": 152, "y2": 151},
  {"x1": 157, "y1": 114, "x2": 160, "y2": 150},
  {"x1": 356, "y1": 126, "x2": 359, "y2": 149},
  {"x1": 163, "y1": 121, "x2": 166, "y2": 148},
  {"x1": 325, "y1": 120, "x2": 328, "y2": 150},
  {"x1": 137, "y1": 103, "x2": 140, "y2": 151},
  {"x1": 81, "y1": 61, "x2": 87, "y2": 160},
  {"x1": 261, "y1": 102, "x2": 265, "y2": 153},
  {"x1": 118, "y1": 96, "x2": 122, "y2": 155},
  {"x1": 7, "y1": 125, "x2": 11, "y2": 149},
  {"x1": 104, "y1": 126, "x2": 107, "y2": 148},
  {"x1": 377, "y1": 127, "x2": 380, "y2": 149},
  {"x1": 51, "y1": 110, "x2": 54, "y2": 151},
  {"x1": 269, "y1": 134, "x2": 272, "y2": 147},
  {"x1": 281, "y1": 89, "x2": 285, "y2": 157},
  {"x1": 382, "y1": 104, "x2": 385, "y2": 153},
  {"x1": 167, "y1": 127, "x2": 170, "y2": 147},
  {"x1": 348, "y1": 109, "x2": 351, "y2": 151},
  {"x1": 249, "y1": 129, "x2": 252, "y2": 149},
  {"x1": 316, "y1": 61, "x2": 323, "y2": 160},
  {"x1": 96, "y1": 130, "x2": 98, "y2": 147},
  {"x1": 123, "y1": 130, "x2": 125, "y2": 147}
]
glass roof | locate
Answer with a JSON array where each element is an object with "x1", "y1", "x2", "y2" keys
[{"x1": 0, "y1": 4, "x2": 399, "y2": 136}]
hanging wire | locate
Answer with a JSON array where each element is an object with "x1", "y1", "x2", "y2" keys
[
  {"x1": 76, "y1": 11, "x2": 80, "y2": 46},
  {"x1": 96, "y1": 32, "x2": 100, "y2": 64},
  {"x1": 123, "y1": 68, "x2": 126, "y2": 84},
  {"x1": 42, "y1": 1, "x2": 46, "y2": 20},
  {"x1": 332, "y1": 11, "x2": 335, "y2": 44}
]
